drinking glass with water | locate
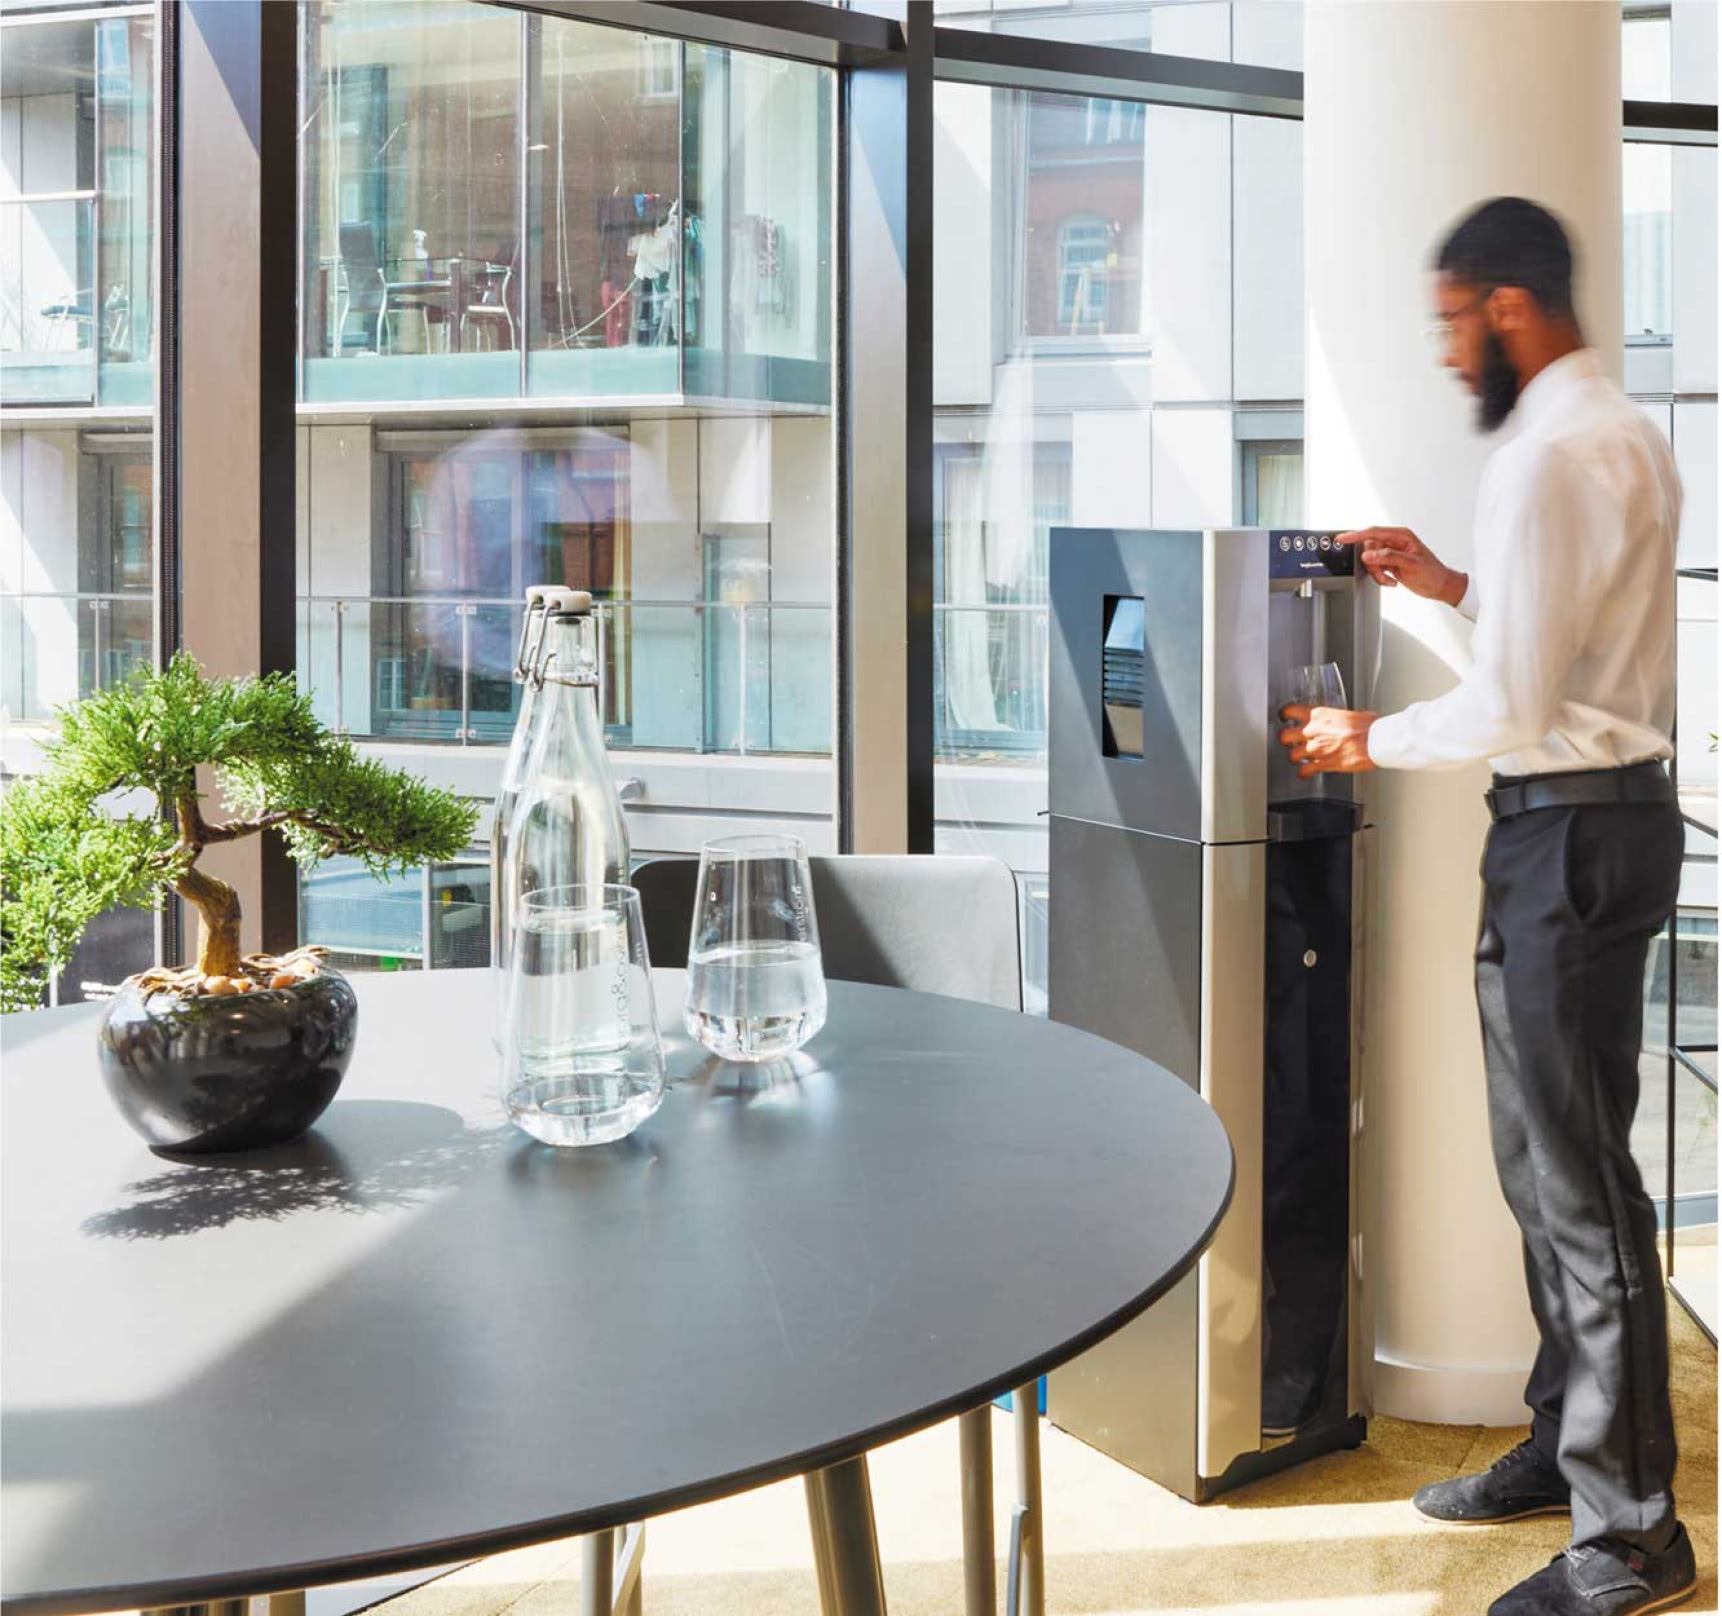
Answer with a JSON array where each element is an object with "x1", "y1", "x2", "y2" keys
[
  {"x1": 685, "y1": 835, "x2": 827, "y2": 1063},
  {"x1": 1283, "y1": 661, "x2": 1348, "y2": 714},
  {"x1": 1277, "y1": 662, "x2": 1349, "y2": 799},
  {"x1": 501, "y1": 884, "x2": 665, "y2": 1146}
]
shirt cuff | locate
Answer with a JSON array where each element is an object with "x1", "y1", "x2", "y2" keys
[
  {"x1": 1455, "y1": 574, "x2": 1480, "y2": 621},
  {"x1": 1366, "y1": 712, "x2": 1415, "y2": 770}
]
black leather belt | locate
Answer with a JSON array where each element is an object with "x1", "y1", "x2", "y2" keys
[{"x1": 1486, "y1": 760, "x2": 1674, "y2": 823}]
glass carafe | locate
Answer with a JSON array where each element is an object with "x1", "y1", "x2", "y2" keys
[
  {"x1": 490, "y1": 586, "x2": 557, "y2": 994},
  {"x1": 498, "y1": 596, "x2": 630, "y2": 1043}
]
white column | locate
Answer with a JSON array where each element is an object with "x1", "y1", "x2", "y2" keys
[{"x1": 1305, "y1": 2, "x2": 1622, "y2": 1424}]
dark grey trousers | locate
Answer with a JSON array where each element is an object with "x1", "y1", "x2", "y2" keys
[{"x1": 1477, "y1": 797, "x2": 1686, "y2": 1552}]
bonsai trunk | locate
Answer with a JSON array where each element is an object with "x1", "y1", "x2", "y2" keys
[{"x1": 176, "y1": 865, "x2": 243, "y2": 979}]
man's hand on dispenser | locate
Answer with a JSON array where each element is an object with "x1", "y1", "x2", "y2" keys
[
  {"x1": 1278, "y1": 705, "x2": 1378, "y2": 777},
  {"x1": 1339, "y1": 527, "x2": 1468, "y2": 609}
]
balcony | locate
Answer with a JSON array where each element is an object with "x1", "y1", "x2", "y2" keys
[
  {"x1": 295, "y1": 594, "x2": 836, "y2": 757},
  {"x1": 293, "y1": 593, "x2": 1052, "y2": 764},
  {"x1": 0, "y1": 589, "x2": 152, "y2": 721},
  {"x1": 1, "y1": 195, "x2": 97, "y2": 407},
  {"x1": 0, "y1": 8, "x2": 156, "y2": 414},
  {"x1": 298, "y1": 7, "x2": 833, "y2": 416}
]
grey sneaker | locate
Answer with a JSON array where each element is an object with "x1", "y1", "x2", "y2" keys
[
  {"x1": 1487, "y1": 1524, "x2": 1698, "y2": 1616},
  {"x1": 1412, "y1": 1437, "x2": 1571, "y2": 1524}
]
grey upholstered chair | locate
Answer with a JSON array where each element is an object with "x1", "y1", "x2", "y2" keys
[
  {"x1": 632, "y1": 853, "x2": 1021, "y2": 1010},
  {"x1": 630, "y1": 852, "x2": 1043, "y2": 1616}
]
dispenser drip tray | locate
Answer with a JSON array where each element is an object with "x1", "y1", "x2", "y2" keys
[{"x1": 1268, "y1": 798, "x2": 1365, "y2": 842}]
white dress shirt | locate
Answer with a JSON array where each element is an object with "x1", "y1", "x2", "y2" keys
[{"x1": 1367, "y1": 348, "x2": 1682, "y2": 778}]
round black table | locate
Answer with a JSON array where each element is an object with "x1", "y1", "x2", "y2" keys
[{"x1": 1, "y1": 970, "x2": 1232, "y2": 1616}]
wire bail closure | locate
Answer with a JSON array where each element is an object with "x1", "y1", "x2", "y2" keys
[{"x1": 524, "y1": 587, "x2": 599, "y2": 690}]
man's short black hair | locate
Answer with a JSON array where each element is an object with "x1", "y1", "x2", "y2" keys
[{"x1": 1434, "y1": 197, "x2": 1577, "y2": 319}]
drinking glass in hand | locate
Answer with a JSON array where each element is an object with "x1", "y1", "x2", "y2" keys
[
  {"x1": 1283, "y1": 661, "x2": 1348, "y2": 716},
  {"x1": 685, "y1": 835, "x2": 827, "y2": 1063},
  {"x1": 501, "y1": 884, "x2": 665, "y2": 1147}
]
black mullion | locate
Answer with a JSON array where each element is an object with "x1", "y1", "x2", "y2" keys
[
  {"x1": 834, "y1": 46, "x2": 853, "y2": 852},
  {"x1": 154, "y1": 0, "x2": 183, "y2": 971},
  {"x1": 259, "y1": 0, "x2": 300, "y2": 954},
  {"x1": 904, "y1": 1, "x2": 933, "y2": 854}
]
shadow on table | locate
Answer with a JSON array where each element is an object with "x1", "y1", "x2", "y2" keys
[
  {"x1": 81, "y1": 1100, "x2": 514, "y2": 1241},
  {"x1": 681, "y1": 1050, "x2": 825, "y2": 1098}
]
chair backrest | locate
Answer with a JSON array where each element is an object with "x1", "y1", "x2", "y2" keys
[
  {"x1": 631, "y1": 854, "x2": 1023, "y2": 1012},
  {"x1": 338, "y1": 223, "x2": 383, "y2": 309}
]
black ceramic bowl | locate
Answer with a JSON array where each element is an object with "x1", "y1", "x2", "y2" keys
[{"x1": 98, "y1": 967, "x2": 358, "y2": 1155}]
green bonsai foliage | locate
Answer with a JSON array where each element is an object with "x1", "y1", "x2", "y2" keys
[{"x1": 1, "y1": 653, "x2": 477, "y2": 1012}]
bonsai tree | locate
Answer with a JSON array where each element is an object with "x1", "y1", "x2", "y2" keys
[{"x1": 1, "y1": 653, "x2": 477, "y2": 1013}]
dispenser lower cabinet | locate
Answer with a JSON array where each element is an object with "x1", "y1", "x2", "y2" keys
[{"x1": 1045, "y1": 817, "x2": 1366, "y2": 1502}]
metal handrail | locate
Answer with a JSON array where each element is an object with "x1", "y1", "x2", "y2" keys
[
  {"x1": 296, "y1": 593, "x2": 833, "y2": 610},
  {"x1": 2, "y1": 589, "x2": 151, "y2": 602}
]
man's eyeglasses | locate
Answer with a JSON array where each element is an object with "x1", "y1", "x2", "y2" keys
[{"x1": 1427, "y1": 287, "x2": 1494, "y2": 344}]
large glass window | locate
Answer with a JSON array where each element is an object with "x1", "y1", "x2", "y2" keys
[
  {"x1": 301, "y1": 0, "x2": 522, "y2": 402},
  {"x1": 528, "y1": 16, "x2": 681, "y2": 398},
  {"x1": 2, "y1": 428, "x2": 153, "y2": 719},
  {"x1": 1624, "y1": 10, "x2": 1674, "y2": 340},
  {"x1": 933, "y1": 75, "x2": 1300, "y2": 1008},
  {"x1": 299, "y1": 3, "x2": 833, "y2": 413},
  {"x1": 296, "y1": 5, "x2": 837, "y2": 972},
  {"x1": 1, "y1": 6, "x2": 155, "y2": 408},
  {"x1": 1, "y1": 1, "x2": 157, "y2": 1003}
]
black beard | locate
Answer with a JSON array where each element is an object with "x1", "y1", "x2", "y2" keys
[{"x1": 1476, "y1": 330, "x2": 1521, "y2": 432}]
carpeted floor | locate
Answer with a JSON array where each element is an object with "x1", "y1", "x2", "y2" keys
[{"x1": 371, "y1": 1301, "x2": 1716, "y2": 1616}]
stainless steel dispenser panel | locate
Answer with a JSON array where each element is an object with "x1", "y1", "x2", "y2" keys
[
  {"x1": 1047, "y1": 814, "x2": 1203, "y2": 1085},
  {"x1": 1196, "y1": 839, "x2": 1266, "y2": 1475},
  {"x1": 1046, "y1": 809, "x2": 1207, "y2": 1499},
  {"x1": 1349, "y1": 826, "x2": 1377, "y2": 1421},
  {"x1": 1200, "y1": 532, "x2": 1270, "y2": 845},
  {"x1": 1048, "y1": 527, "x2": 1206, "y2": 843}
]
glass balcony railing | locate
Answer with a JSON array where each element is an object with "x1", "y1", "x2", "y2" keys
[
  {"x1": 0, "y1": 588, "x2": 1047, "y2": 769},
  {"x1": 294, "y1": 595, "x2": 836, "y2": 757},
  {"x1": 292, "y1": 594, "x2": 1050, "y2": 763},
  {"x1": 1, "y1": 196, "x2": 98, "y2": 407},
  {"x1": 0, "y1": 591, "x2": 153, "y2": 722}
]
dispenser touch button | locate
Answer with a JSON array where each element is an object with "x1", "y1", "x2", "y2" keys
[{"x1": 1269, "y1": 530, "x2": 1353, "y2": 580}]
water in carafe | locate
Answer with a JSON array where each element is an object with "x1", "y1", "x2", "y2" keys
[
  {"x1": 511, "y1": 904, "x2": 633, "y2": 1063},
  {"x1": 495, "y1": 595, "x2": 630, "y2": 1049}
]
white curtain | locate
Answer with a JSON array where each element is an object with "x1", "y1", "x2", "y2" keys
[
  {"x1": 941, "y1": 455, "x2": 1002, "y2": 732},
  {"x1": 1255, "y1": 452, "x2": 1305, "y2": 529}
]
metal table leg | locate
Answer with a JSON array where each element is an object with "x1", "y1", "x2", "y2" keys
[
  {"x1": 614, "y1": 1521, "x2": 645, "y2": 1616},
  {"x1": 1008, "y1": 1384, "x2": 1044, "y2": 1616},
  {"x1": 805, "y1": 1454, "x2": 889, "y2": 1616},
  {"x1": 580, "y1": 1532, "x2": 614, "y2": 1616},
  {"x1": 958, "y1": 1407, "x2": 996, "y2": 1616}
]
